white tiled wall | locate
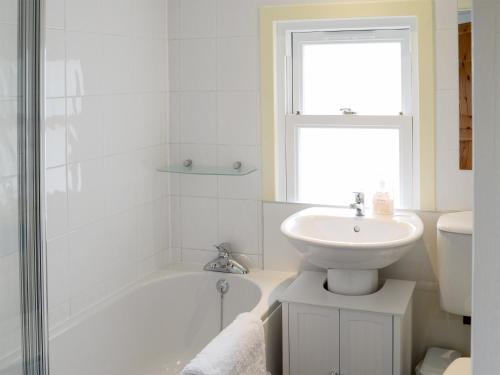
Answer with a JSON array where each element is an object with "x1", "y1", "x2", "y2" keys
[
  {"x1": 45, "y1": 0, "x2": 170, "y2": 329},
  {"x1": 167, "y1": 0, "x2": 262, "y2": 265}
]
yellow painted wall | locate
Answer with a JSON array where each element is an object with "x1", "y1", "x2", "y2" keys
[
  {"x1": 458, "y1": 0, "x2": 472, "y2": 10},
  {"x1": 260, "y1": 0, "x2": 435, "y2": 209}
]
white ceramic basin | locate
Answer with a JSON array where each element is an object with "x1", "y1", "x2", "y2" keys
[{"x1": 281, "y1": 207, "x2": 424, "y2": 295}]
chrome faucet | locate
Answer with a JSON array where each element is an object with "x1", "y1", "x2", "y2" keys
[
  {"x1": 350, "y1": 192, "x2": 365, "y2": 217},
  {"x1": 203, "y1": 243, "x2": 249, "y2": 274}
]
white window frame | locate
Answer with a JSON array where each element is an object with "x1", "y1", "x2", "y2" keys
[
  {"x1": 291, "y1": 29, "x2": 412, "y2": 116},
  {"x1": 275, "y1": 18, "x2": 420, "y2": 208},
  {"x1": 285, "y1": 114, "x2": 414, "y2": 208}
]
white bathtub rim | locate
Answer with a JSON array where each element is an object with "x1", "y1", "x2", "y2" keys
[
  {"x1": 48, "y1": 264, "x2": 295, "y2": 340},
  {"x1": 1, "y1": 266, "x2": 295, "y2": 370}
]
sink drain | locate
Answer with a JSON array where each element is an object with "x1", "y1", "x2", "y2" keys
[{"x1": 353, "y1": 225, "x2": 361, "y2": 233}]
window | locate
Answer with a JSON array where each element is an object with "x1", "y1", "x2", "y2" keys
[{"x1": 278, "y1": 23, "x2": 416, "y2": 208}]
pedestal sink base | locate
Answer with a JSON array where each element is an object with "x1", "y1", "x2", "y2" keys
[{"x1": 327, "y1": 269, "x2": 379, "y2": 295}]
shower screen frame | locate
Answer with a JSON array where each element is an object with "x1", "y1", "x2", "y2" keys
[{"x1": 17, "y1": 0, "x2": 49, "y2": 374}]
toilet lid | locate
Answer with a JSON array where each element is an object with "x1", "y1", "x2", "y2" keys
[
  {"x1": 444, "y1": 358, "x2": 471, "y2": 375},
  {"x1": 437, "y1": 211, "x2": 472, "y2": 235}
]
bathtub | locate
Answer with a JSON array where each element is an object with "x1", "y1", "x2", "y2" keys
[{"x1": 49, "y1": 266, "x2": 294, "y2": 375}]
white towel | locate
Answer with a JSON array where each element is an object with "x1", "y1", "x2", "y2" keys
[{"x1": 181, "y1": 312, "x2": 267, "y2": 375}]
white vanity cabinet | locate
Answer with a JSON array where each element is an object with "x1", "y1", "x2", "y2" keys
[
  {"x1": 288, "y1": 304, "x2": 340, "y2": 375},
  {"x1": 339, "y1": 309, "x2": 393, "y2": 375},
  {"x1": 281, "y1": 272, "x2": 415, "y2": 375}
]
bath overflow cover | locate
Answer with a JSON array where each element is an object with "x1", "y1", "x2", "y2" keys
[
  {"x1": 216, "y1": 279, "x2": 229, "y2": 295},
  {"x1": 353, "y1": 225, "x2": 361, "y2": 233}
]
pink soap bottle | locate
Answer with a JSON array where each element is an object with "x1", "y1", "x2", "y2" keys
[{"x1": 372, "y1": 180, "x2": 394, "y2": 216}]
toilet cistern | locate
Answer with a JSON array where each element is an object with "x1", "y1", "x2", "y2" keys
[
  {"x1": 349, "y1": 192, "x2": 366, "y2": 217},
  {"x1": 436, "y1": 211, "x2": 473, "y2": 317}
]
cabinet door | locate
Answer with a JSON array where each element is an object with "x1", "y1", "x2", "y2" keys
[
  {"x1": 289, "y1": 303, "x2": 340, "y2": 375},
  {"x1": 339, "y1": 310, "x2": 393, "y2": 375}
]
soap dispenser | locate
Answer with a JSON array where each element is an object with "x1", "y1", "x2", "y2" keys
[{"x1": 372, "y1": 180, "x2": 394, "y2": 215}]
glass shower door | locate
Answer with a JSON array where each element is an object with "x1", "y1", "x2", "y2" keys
[{"x1": 0, "y1": 0, "x2": 23, "y2": 373}]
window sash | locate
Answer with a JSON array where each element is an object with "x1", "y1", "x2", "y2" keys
[
  {"x1": 285, "y1": 114, "x2": 414, "y2": 208},
  {"x1": 291, "y1": 29, "x2": 412, "y2": 116}
]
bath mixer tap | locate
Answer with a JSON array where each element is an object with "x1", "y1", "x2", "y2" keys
[
  {"x1": 203, "y1": 243, "x2": 249, "y2": 274},
  {"x1": 350, "y1": 192, "x2": 365, "y2": 217}
]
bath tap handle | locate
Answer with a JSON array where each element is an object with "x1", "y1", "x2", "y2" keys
[{"x1": 215, "y1": 242, "x2": 232, "y2": 257}]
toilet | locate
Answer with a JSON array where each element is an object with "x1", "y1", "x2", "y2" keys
[{"x1": 416, "y1": 211, "x2": 472, "y2": 375}]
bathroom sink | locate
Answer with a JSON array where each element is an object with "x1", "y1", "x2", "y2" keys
[
  {"x1": 281, "y1": 207, "x2": 424, "y2": 269},
  {"x1": 281, "y1": 207, "x2": 423, "y2": 295}
]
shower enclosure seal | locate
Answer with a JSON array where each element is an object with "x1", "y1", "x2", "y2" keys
[{"x1": 17, "y1": 0, "x2": 49, "y2": 374}]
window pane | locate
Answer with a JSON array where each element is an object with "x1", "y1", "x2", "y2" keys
[
  {"x1": 301, "y1": 42, "x2": 402, "y2": 115},
  {"x1": 297, "y1": 127, "x2": 400, "y2": 206}
]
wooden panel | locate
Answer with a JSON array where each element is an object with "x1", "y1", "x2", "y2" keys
[
  {"x1": 459, "y1": 22, "x2": 473, "y2": 170},
  {"x1": 289, "y1": 303, "x2": 339, "y2": 375},
  {"x1": 339, "y1": 310, "x2": 393, "y2": 375}
]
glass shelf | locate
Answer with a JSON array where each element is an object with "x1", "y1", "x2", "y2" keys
[{"x1": 157, "y1": 165, "x2": 257, "y2": 176}]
